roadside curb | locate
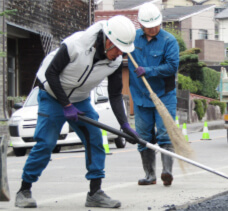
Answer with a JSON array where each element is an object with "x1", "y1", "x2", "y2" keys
[
  {"x1": 185, "y1": 120, "x2": 224, "y2": 133},
  {"x1": 7, "y1": 147, "x2": 14, "y2": 157},
  {"x1": 7, "y1": 120, "x2": 225, "y2": 157}
]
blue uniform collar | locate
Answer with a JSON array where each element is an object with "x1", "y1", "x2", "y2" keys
[{"x1": 139, "y1": 28, "x2": 163, "y2": 41}]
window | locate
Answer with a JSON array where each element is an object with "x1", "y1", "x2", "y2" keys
[
  {"x1": 198, "y1": 29, "x2": 208, "y2": 39},
  {"x1": 7, "y1": 56, "x2": 16, "y2": 96},
  {"x1": 189, "y1": 29, "x2": 192, "y2": 40}
]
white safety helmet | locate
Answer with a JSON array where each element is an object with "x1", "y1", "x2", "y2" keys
[
  {"x1": 103, "y1": 15, "x2": 136, "y2": 53},
  {"x1": 138, "y1": 2, "x2": 162, "y2": 28}
]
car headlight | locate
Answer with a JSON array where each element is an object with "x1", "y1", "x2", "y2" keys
[{"x1": 8, "y1": 116, "x2": 23, "y2": 125}]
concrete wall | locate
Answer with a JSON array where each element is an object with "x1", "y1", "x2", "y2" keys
[{"x1": 196, "y1": 39, "x2": 225, "y2": 64}]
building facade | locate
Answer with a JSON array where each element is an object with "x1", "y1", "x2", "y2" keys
[
  {"x1": 0, "y1": 0, "x2": 94, "y2": 124},
  {"x1": 163, "y1": 0, "x2": 228, "y2": 9}
]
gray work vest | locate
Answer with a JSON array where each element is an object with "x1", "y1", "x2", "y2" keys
[{"x1": 37, "y1": 21, "x2": 122, "y2": 103}]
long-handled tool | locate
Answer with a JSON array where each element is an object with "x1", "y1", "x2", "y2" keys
[
  {"x1": 127, "y1": 53, "x2": 193, "y2": 169},
  {"x1": 78, "y1": 115, "x2": 228, "y2": 179}
]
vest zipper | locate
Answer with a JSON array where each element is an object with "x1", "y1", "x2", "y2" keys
[
  {"x1": 67, "y1": 65, "x2": 95, "y2": 98},
  {"x1": 78, "y1": 65, "x2": 89, "y2": 82}
]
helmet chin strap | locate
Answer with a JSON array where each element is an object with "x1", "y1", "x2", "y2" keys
[{"x1": 103, "y1": 33, "x2": 115, "y2": 55}]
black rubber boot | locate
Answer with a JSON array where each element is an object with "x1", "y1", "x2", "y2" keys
[
  {"x1": 161, "y1": 144, "x2": 174, "y2": 186},
  {"x1": 138, "y1": 148, "x2": 156, "y2": 185}
]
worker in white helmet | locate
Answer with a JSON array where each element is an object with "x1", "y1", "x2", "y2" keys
[
  {"x1": 15, "y1": 15, "x2": 139, "y2": 209},
  {"x1": 128, "y1": 3, "x2": 179, "y2": 187}
]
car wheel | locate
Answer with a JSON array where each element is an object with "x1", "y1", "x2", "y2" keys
[
  {"x1": 114, "y1": 136, "x2": 126, "y2": 148},
  {"x1": 52, "y1": 146, "x2": 61, "y2": 153},
  {"x1": 13, "y1": 148, "x2": 27, "y2": 157}
]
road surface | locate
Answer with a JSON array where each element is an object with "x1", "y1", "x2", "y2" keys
[{"x1": 2, "y1": 129, "x2": 228, "y2": 210}]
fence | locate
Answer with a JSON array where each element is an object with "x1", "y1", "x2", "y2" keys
[{"x1": 176, "y1": 89, "x2": 191, "y2": 123}]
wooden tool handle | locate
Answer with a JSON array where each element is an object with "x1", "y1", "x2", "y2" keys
[{"x1": 127, "y1": 53, "x2": 155, "y2": 95}]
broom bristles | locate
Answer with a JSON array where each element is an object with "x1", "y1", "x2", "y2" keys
[
  {"x1": 150, "y1": 93, "x2": 194, "y2": 172},
  {"x1": 127, "y1": 52, "x2": 194, "y2": 171}
]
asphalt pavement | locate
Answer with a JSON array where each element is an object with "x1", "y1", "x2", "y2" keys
[
  {"x1": 4, "y1": 119, "x2": 228, "y2": 211},
  {"x1": 6, "y1": 119, "x2": 225, "y2": 156}
]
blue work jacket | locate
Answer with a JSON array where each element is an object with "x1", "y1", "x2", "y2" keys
[{"x1": 128, "y1": 28, "x2": 179, "y2": 107}]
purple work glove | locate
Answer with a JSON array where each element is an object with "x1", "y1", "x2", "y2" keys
[
  {"x1": 134, "y1": 66, "x2": 146, "y2": 78},
  {"x1": 121, "y1": 122, "x2": 140, "y2": 144},
  {"x1": 63, "y1": 104, "x2": 84, "y2": 122}
]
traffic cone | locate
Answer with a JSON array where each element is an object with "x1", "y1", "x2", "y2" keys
[
  {"x1": 182, "y1": 123, "x2": 189, "y2": 142},
  {"x1": 102, "y1": 130, "x2": 112, "y2": 155},
  {"x1": 201, "y1": 121, "x2": 211, "y2": 140},
  {"x1": 175, "y1": 116, "x2": 180, "y2": 128}
]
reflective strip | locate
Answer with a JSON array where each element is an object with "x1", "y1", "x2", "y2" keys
[
  {"x1": 140, "y1": 14, "x2": 160, "y2": 23},
  {"x1": 107, "y1": 22, "x2": 133, "y2": 46},
  {"x1": 116, "y1": 38, "x2": 133, "y2": 45}
]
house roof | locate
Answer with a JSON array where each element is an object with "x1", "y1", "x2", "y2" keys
[
  {"x1": 95, "y1": 4, "x2": 216, "y2": 29},
  {"x1": 163, "y1": 4, "x2": 216, "y2": 21},
  {"x1": 95, "y1": 10, "x2": 140, "y2": 29},
  {"x1": 189, "y1": 0, "x2": 210, "y2": 5},
  {"x1": 114, "y1": 0, "x2": 160, "y2": 10},
  {"x1": 215, "y1": 7, "x2": 228, "y2": 19}
]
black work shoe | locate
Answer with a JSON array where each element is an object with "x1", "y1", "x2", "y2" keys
[
  {"x1": 161, "y1": 173, "x2": 173, "y2": 186},
  {"x1": 85, "y1": 189, "x2": 121, "y2": 208},
  {"x1": 138, "y1": 178, "x2": 156, "y2": 185},
  {"x1": 15, "y1": 190, "x2": 37, "y2": 208}
]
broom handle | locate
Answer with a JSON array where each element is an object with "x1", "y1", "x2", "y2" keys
[
  {"x1": 78, "y1": 115, "x2": 228, "y2": 179},
  {"x1": 126, "y1": 53, "x2": 228, "y2": 179},
  {"x1": 127, "y1": 53, "x2": 154, "y2": 95}
]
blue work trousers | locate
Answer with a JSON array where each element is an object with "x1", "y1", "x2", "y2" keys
[
  {"x1": 134, "y1": 103, "x2": 176, "y2": 152},
  {"x1": 22, "y1": 90, "x2": 105, "y2": 183}
]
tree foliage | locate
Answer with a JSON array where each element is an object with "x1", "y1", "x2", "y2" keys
[
  {"x1": 178, "y1": 47, "x2": 220, "y2": 99},
  {"x1": 0, "y1": 9, "x2": 17, "y2": 57},
  {"x1": 220, "y1": 60, "x2": 228, "y2": 66},
  {"x1": 209, "y1": 100, "x2": 226, "y2": 115},
  {"x1": 177, "y1": 74, "x2": 202, "y2": 94},
  {"x1": 194, "y1": 99, "x2": 205, "y2": 120},
  {"x1": 200, "y1": 67, "x2": 220, "y2": 98},
  {"x1": 164, "y1": 23, "x2": 187, "y2": 52}
]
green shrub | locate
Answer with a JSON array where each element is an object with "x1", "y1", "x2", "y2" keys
[
  {"x1": 177, "y1": 74, "x2": 202, "y2": 94},
  {"x1": 164, "y1": 23, "x2": 187, "y2": 52},
  {"x1": 194, "y1": 99, "x2": 205, "y2": 120},
  {"x1": 209, "y1": 100, "x2": 226, "y2": 115},
  {"x1": 200, "y1": 67, "x2": 220, "y2": 99},
  {"x1": 220, "y1": 62, "x2": 228, "y2": 66},
  {"x1": 201, "y1": 99, "x2": 208, "y2": 113},
  {"x1": 220, "y1": 60, "x2": 228, "y2": 66},
  {"x1": 189, "y1": 67, "x2": 220, "y2": 98},
  {"x1": 179, "y1": 48, "x2": 201, "y2": 57},
  {"x1": 7, "y1": 96, "x2": 27, "y2": 103},
  {"x1": 179, "y1": 54, "x2": 198, "y2": 65}
]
